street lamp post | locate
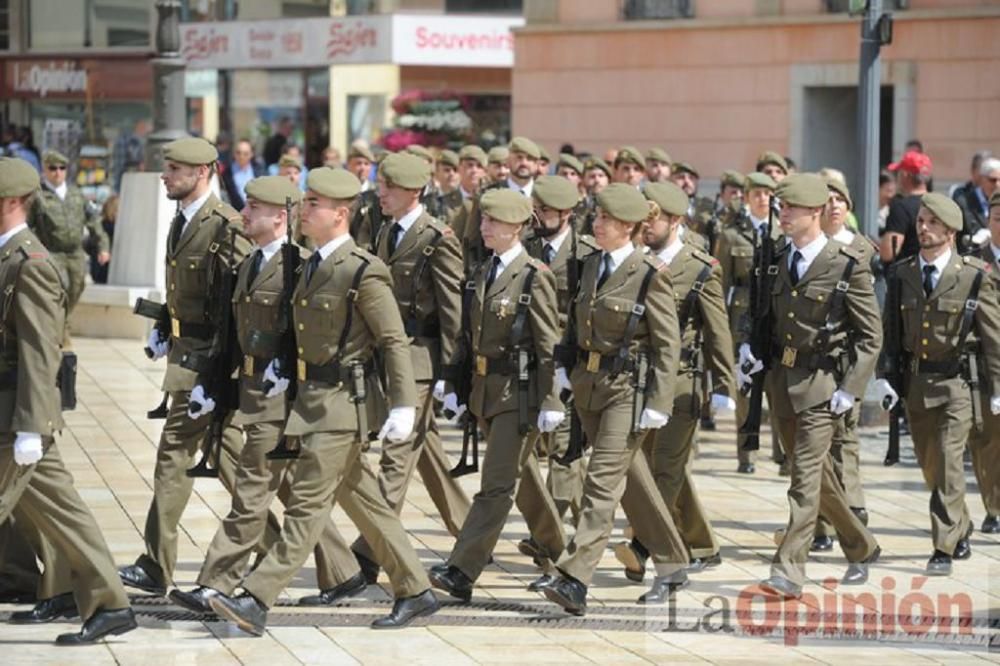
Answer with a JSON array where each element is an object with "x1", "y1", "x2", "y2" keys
[{"x1": 145, "y1": 0, "x2": 188, "y2": 170}]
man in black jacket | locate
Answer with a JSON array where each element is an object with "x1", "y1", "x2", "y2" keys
[{"x1": 953, "y1": 154, "x2": 998, "y2": 251}]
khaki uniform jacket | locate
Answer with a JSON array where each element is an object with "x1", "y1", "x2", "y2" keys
[
  {"x1": 716, "y1": 211, "x2": 782, "y2": 335},
  {"x1": 284, "y1": 238, "x2": 416, "y2": 436},
  {"x1": 439, "y1": 189, "x2": 464, "y2": 220},
  {"x1": 0, "y1": 228, "x2": 65, "y2": 436},
  {"x1": 28, "y1": 184, "x2": 109, "y2": 254},
  {"x1": 374, "y1": 211, "x2": 463, "y2": 382},
  {"x1": 687, "y1": 195, "x2": 715, "y2": 237},
  {"x1": 762, "y1": 239, "x2": 882, "y2": 417},
  {"x1": 468, "y1": 249, "x2": 561, "y2": 421},
  {"x1": 524, "y1": 230, "x2": 600, "y2": 330},
  {"x1": 163, "y1": 193, "x2": 252, "y2": 392},
  {"x1": 349, "y1": 189, "x2": 386, "y2": 253},
  {"x1": 567, "y1": 248, "x2": 680, "y2": 414}
]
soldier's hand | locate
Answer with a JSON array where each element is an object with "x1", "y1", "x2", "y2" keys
[
  {"x1": 378, "y1": 406, "x2": 416, "y2": 443},
  {"x1": 737, "y1": 344, "x2": 763, "y2": 376},
  {"x1": 829, "y1": 389, "x2": 855, "y2": 416},
  {"x1": 432, "y1": 380, "x2": 447, "y2": 402},
  {"x1": 710, "y1": 393, "x2": 736, "y2": 413},
  {"x1": 97, "y1": 251, "x2": 111, "y2": 265},
  {"x1": 263, "y1": 361, "x2": 290, "y2": 398},
  {"x1": 537, "y1": 410, "x2": 565, "y2": 433},
  {"x1": 442, "y1": 393, "x2": 465, "y2": 419},
  {"x1": 874, "y1": 379, "x2": 898, "y2": 411},
  {"x1": 991, "y1": 395, "x2": 1000, "y2": 416},
  {"x1": 187, "y1": 385, "x2": 216, "y2": 419},
  {"x1": 13, "y1": 432, "x2": 43, "y2": 466},
  {"x1": 555, "y1": 367, "x2": 573, "y2": 394},
  {"x1": 639, "y1": 407, "x2": 669, "y2": 430},
  {"x1": 146, "y1": 328, "x2": 169, "y2": 361}
]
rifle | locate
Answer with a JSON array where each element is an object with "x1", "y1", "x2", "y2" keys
[
  {"x1": 553, "y1": 223, "x2": 588, "y2": 466},
  {"x1": 704, "y1": 193, "x2": 721, "y2": 254},
  {"x1": 447, "y1": 280, "x2": 479, "y2": 477},
  {"x1": 879, "y1": 237, "x2": 906, "y2": 465},
  {"x1": 133, "y1": 296, "x2": 171, "y2": 418}
]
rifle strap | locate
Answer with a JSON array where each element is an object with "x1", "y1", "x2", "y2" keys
[
  {"x1": 509, "y1": 264, "x2": 537, "y2": 348},
  {"x1": 613, "y1": 264, "x2": 656, "y2": 378},
  {"x1": 408, "y1": 226, "x2": 445, "y2": 325},
  {"x1": 955, "y1": 268, "x2": 984, "y2": 351},
  {"x1": 335, "y1": 258, "x2": 370, "y2": 362},
  {"x1": 811, "y1": 256, "x2": 857, "y2": 364},
  {"x1": 678, "y1": 264, "x2": 713, "y2": 338}
]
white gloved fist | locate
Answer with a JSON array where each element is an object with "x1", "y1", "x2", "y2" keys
[
  {"x1": 829, "y1": 389, "x2": 855, "y2": 416},
  {"x1": 187, "y1": 385, "x2": 216, "y2": 419},
  {"x1": 378, "y1": 406, "x2": 416, "y2": 443},
  {"x1": 263, "y1": 360, "x2": 290, "y2": 398},
  {"x1": 972, "y1": 228, "x2": 991, "y2": 246},
  {"x1": 146, "y1": 327, "x2": 169, "y2": 361},
  {"x1": 537, "y1": 410, "x2": 565, "y2": 433},
  {"x1": 432, "y1": 380, "x2": 447, "y2": 402},
  {"x1": 639, "y1": 407, "x2": 669, "y2": 430},
  {"x1": 991, "y1": 395, "x2": 1000, "y2": 416},
  {"x1": 13, "y1": 432, "x2": 43, "y2": 466},
  {"x1": 738, "y1": 343, "x2": 763, "y2": 376},
  {"x1": 735, "y1": 366, "x2": 753, "y2": 393},
  {"x1": 874, "y1": 378, "x2": 899, "y2": 411},
  {"x1": 555, "y1": 367, "x2": 572, "y2": 394},
  {"x1": 442, "y1": 393, "x2": 466, "y2": 419},
  {"x1": 710, "y1": 393, "x2": 736, "y2": 413}
]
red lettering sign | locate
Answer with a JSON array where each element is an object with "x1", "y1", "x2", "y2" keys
[
  {"x1": 182, "y1": 26, "x2": 230, "y2": 62},
  {"x1": 327, "y1": 21, "x2": 377, "y2": 58}
]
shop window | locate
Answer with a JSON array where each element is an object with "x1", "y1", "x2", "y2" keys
[
  {"x1": 29, "y1": 0, "x2": 150, "y2": 49},
  {"x1": 445, "y1": 0, "x2": 522, "y2": 14},
  {"x1": 621, "y1": 0, "x2": 693, "y2": 20}
]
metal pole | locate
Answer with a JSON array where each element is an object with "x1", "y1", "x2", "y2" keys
[
  {"x1": 856, "y1": 0, "x2": 883, "y2": 240},
  {"x1": 145, "y1": 0, "x2": 189, "y2": 171}
]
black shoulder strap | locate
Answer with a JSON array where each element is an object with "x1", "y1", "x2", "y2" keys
[
  {"x1": 678, "y1": 263, "x2": 713, "y2": 337},
  {"x1": 956, "y1": 268, "x2": 985, "y2": 351},
  {"x1": 509, "y1": 264, "x2": 537, "y2": 347},
  {"x1": 408, "y1": 226, "x2": 445, "y2": 321},
  {"x1": 613, "y1": 264, "x2": 657, "y2": 376},
  {"x1": 335, "y1": 257, "x2": 370, "y2": 361},
  {"x1": 812, "y1": 255, "x2": 857, "y2": 358}
]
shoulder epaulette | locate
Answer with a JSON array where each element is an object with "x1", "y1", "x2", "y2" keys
[
  {"x1": 17, "y1": 246, "x2": 48, "y2": 261},
  {"x1": 525, "y1": 256, "x2": 550, "y2": 272},
  {"x1": 962, "y1": 255, "x2": 988, "y2": 270},
  {"x1": 643, "y1": 255, "x2": 667, "y2": 272},
  {"x1": 578, "y1": 234, "x2": 600, "y2": 251},
  {"x1": 838, "y1": 243, "x2": 862, "y2": 261},
  {"x1": 690, "y1": 248, "x2": 716, "y2": 266}
]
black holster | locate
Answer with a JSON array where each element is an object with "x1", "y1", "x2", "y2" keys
[{"x1": 58, "y1": 352, "x2": 77, "y2": 411}]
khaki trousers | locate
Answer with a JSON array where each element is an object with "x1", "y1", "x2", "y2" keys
[
  {"x1": 136, "y1": 390, "x2": 281, "y2": 587},
  {"x1": 4, "y1": 512, "x2": 74, "y2": 600},
  {"x1": 198, "y1": 421, "x2": 359, "y2": 594},
  {"x1": 449, "y1": 411, "x2": 565, "y2": 580},
  {"x1": 968, "y1": 393, "x2": 1000, "y2": 518},
  {"x1": 0, "y1": 517, "x2": 41, "y2": 594},
  {"x1": 50, "y1": 250, "x2": 87, "y2": 348},
  {"x1": 0, "y1": 439, "x2": 129, "y2": 619},
  {"x1": 816, "y1": 402, "x2": 866, "y2": 538},
  {"x1": 242, "y1": 429, "x2": 429, "y2": 607}
]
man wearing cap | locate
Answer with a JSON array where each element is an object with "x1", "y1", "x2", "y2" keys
[
  {"x1": 0, "y1": 157, "x2": 136, "y2": 644},
  {"x1": 347, "y1": 144, "x2": 375, "y2": 191},
  {"x1": 755, "y1": 151, "x2": 788, "y2": 184},
  {"x1": 349, "y1": 152, "x2": 471, "y2": 582},
  {"x1": 613, "y1": 146, "x2": 645, "y2": 188},
  {"x1": 670, "y1": 162, "x2": 714, "y2": 242},
  {"x1": 347, "y1": 144, "x2": 384, "y2": 251},
  {"x1": 954, "y1": 157, "x2": 999, "y2": 253},
  {"x1": 881, "y1": 150, "x2": 932, "y2": 264},
  {"x1": 169, "y1": 175, "x2": 365, "y2": 615},
  {"x1": 556, "y1": 153, "x2": 584, "y2": 193},
  {"x1": 446, "y1": 145, "x2": 488, "y2": 238},
  {"x1": 645, "y1": 148, "x2": 672, "y2": 184},
  {"x1": 208, "y1": 167, "x2": 439, "y2": 632},
  {"x1": 405, "y1": 144, "x2": 435, "y2": 165},
  {"x1": 119, "y1": 137, "x2": 262, "y2": 597},
  {"x1": 435, "y1": 149, "x2": 463, "y2": 215},
  {"x1": 485, "y1": 146, "x2": 511, "y2": 186},
  {"x1": 578, "y1": 157, "x2": 612, "y2": 235},
  {"x1": 277, "y1": 154, "x2": 304, "y2": 190},
  {"x1": 739, "y1": 173, "x2": 882, "y2": 599},
  {"x1": 537, "y1": 146, "x2": 552, "y2": 178},
  {"x1": 875, "y1": 193, "x2": 1000, "y2": 575},
  {"x1": 429, "y1": 188, "x2": 567, "y2": 601},
  {"x1": 28, "y1": 150, "x2": 110, "y2": 347}
]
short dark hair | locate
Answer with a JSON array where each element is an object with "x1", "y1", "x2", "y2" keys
[
  {"x1": 878, "y1": 169, "x2": 893, "y2": 186},
  {"x1": 905, "y1": 139, "x2": 924, "y2": 153}
]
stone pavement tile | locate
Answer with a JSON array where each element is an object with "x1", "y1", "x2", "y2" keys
[
  {"x1": 535, "y1": 628, "x2": 657, "y2": 663},
  {"x1": 321, "y1": 626, "x2": 475, "y2": 664},
  {"x1": 260, "y1": 626, "x2": 360, "y2": 665},
  {"x1": 595, "y1": 630, "x2": 710, "y2": 663},
  {"x1": 423, "y1": 626, "x2": 589, "y2": 663},
  {"x1": 0, "y1": 621, "x2": 118, "y2": 665},
  {"x1": 206, "y1": 622, "x2": 302, "y2": 665},
  {"x1": 108, "y1": 621, "x2": 242, "y2": 665},
  {"x1": 784, "y1": 640, "x2": 990, "y2": 664}
]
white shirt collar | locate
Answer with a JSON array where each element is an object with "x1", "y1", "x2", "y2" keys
[
  {"x1": 44, "y1": 180, "x2": 68, "y2": 200},
  {"x1": 918, "y1": 248, "x2": 952, "y2": 276},
  {"x1": 181, "y1": 189, "x2": 213, "y2": 224},
  {"x1": 831, "y1": 227, "x2": 855, "y2": 245},
  {"x1": 545, "y1": 226, "x2": 571, "y2": 254},
  {"x1": 492, "y1": 242, "x2": 523, "y2": 280},
  {"x1": 315, "y1": 233, "x2": 352, "y2": 261},
  {"x1": 656, "y1": 238, "x2": 685, "y2": 266},
  {"x1": 395, "y1": 204, "x2": 424, "y2": 232},
  {"x1": 359, "y1": 180, "x2": 372, "y2": 193},
  {"x1": 0, "y1": 223, "x2": 28, "y2": 250},
  {"x1": 604, "y1": 242, "x2": 635, "y2": 272},
  {"x1": 749, "y1": 212, "x2": 768, "y2": 231},
  {"x1": 990, "y1": 242, "x2": 1000, "y2": 263},
  {"x1": 460, "y1": 186, "x2": 473, "y2": 200},
  {"x1": 507, "y1": 177, "x2": 534, "y2": 198},
  {"x1": 258, "y1": 237, "x2": 284, "y2": 265},
  {"x1": 788, "y1": 234, "x2": 828, "y2": 275}
]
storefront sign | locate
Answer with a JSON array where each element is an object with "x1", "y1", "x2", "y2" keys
[
  {"x1": 2, "y1": 58, "x2": 152, "y2": 99},
  {"x1": 392, "y1": 15, "x2": 522, "y2": 67},
  {"x1": 9, "y1": 60, "x2": 87, "y2": 98}
]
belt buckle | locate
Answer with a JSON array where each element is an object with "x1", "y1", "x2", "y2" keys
[
  {"x1": 171, "y1": 318, "x2": 180, "y2": 338},
  {"x1": 586, "y1": 351, "x2": 601, "y2": 373},
  {"x1": 781, "y1": 346, "x2": 798, "y2": 368},
  {"x1": 475, "y1": 355, "x2": 487, "y2": 376},
  {"x1": 297, "y1": 359, "x2": 307, "y2": 382},
  {"x1": 243, "y1": 356, "x2": 255, "y2": 377}
]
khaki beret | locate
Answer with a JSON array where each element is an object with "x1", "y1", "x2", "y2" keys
[
  {"x1": 646, "y1": 147, "x2": 672, "y2": 166},
  {"x1": 538, "y1": 146, "x2": 551, "y2": 162},
  {"x1": 487, "y1": 146, "x2": 510, "y2": 164},
  {"x1": 991, "y1": 190, "x2": 1000, "y2": 209},
  {"x1": 307, "y1": 167, "x2": 361, "y2": 200},
  {"x1": 278, "y1": 154, "x2": 302, "y2": 170},
  {"x1": 745, "y1": 171, "x2": 777, "y2": 191},
  {"x1": 0, "y1": 157, "x2": 40, "y2": 198},
  {"x1": 404, "y1": 144, "x2": 435, "y2": 164},
  {"x1": 459, "y1": 145, "x2": 488, "y2": 168},
  {"x1": 533, "y1": 175, "x2": 581, "y2": 211},
  {"x1": 643, "y1": 182, "x2": 689, "y2": 217},
  {"x1": 556, "y1": 153, "x2": 583, "y2": 175},
  {"x1": 437, "y1": 149, "x2": 459, "y2": 168},
  {"x1": 671, "y1": 161, "x2": 699, "y2": 178},
  {"x1": 584, "y1": 157, "x2": 612, "y2": 178},
  {"x1": 163, "y1": 137, "x2": 218, "y2": 166},
  {"x1": 348, "y1": 145, "x2": 374, "y2": 162},
  {"x1": 42, "y1": 150, "x2": 69, "y2": 166},
  {"x1": 755, "y1": 150, "x2": 788, "y2": 174},
  {"x1": 776, "y1": 173, "x2": 829, "y2": 208},
  {"x1": 380, "y1": 152, "x2": 432, "y2": 189},
  {"x1": 480, "y1": 188, "x2": 532, "y2": 224},
  {"x1": 720, "y1": 169, "x2": 746, "y2": 189},
  {"x1": 509, "y1": 136, "x2": 541, "y2": 160},
  {"x1": 597, "y1": 183, "x2": 650, "y2": 223},
  {"x1": 920, "y1": 192, "x2": 963, "y2": 231},
  {"x1": 825, "y1": 177, "x2": 853, "y2": 211},
  {"x1": 614, "y1": 145, "x2": 644, "y2": 169},
  {"x1": 245, "y1": 175, "x2": 302, "y2": 207}
]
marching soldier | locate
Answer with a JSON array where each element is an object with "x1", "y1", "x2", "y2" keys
[
  {"x1": 27, "y1": 150, "x2": 111, "y2": 347},
  {"x1": 644, "y1": 148, "x2": 672, "y2": 184},
  {"x1": 876, "y1": 193, "x2": 1000, "y2": 575},
  {"x1": 555, "y1": 153, "x2": 585, "y2": 194},
  {"x1": 0, "y1": 156, "x2": 135, "y2": 644},
  {"x1": 740, "y1": 174, "x2": 882, "y2": 599},
  {"x1": 446, "y1": 144, "x2": 488, "y2": 236},
  {"x1": 612, "y1": 146, "x2": 645, "y2": 188},
  {"x1": 669, "y1": 161, "x2": 714, "y2": 238},
  {"x1": 351, "y1": 152, "x2": 471, "y2": 582},
  {"x1": 428, "y1": 188, "x2": 567, "y2": 601},
  {"x1": 348, "y1": 144, "x2": 382, "y2": 251},
  {"x1": 577, "y1": 157, "x2": 612, "y2": 235},
  {"x1": 435, "y1": 150, "x2": 464, "y2": 219},
  {"x1": 208, "y1": 167, "x2": 439, "y2": 632},
  {"x1": 755, "y1": 151, "x2": 789, "y2": 184},
  {"x1": 485, "y1": 146, "x2": 511, "y2": 186},
  {"x1": 169, "y1": 176, "x2": 365, "y2": 615}
]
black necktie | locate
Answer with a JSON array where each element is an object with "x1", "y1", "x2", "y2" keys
[
  {"x1": 542, "y1": 243, "x2": 555, "y2": 265},
  {"x1": 169, "y1": 211, "x2": 185, "y2": 251},
  {"x1": 484, "y1": 255, "x2": 501, "y2": 293},
  {"x1": 305, "y1": 252, "x2": 321, "y2": 285},
  {"x1": 789, "y1": 250, "x2": 803, "y2": 286},
  {"x1": 247, "y1": 249, "x2": 263, "y2": 285},
  {"x1": 388, "y1": 222, "x2": 404, "y2": 256},
  {"x1": 597, "y1": 252, "x2": 613, "y2": 290},
  {"x1": 923, "y1": 264, "x2": 936, "y2": 298}
]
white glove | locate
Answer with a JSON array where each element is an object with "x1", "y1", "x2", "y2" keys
[
  {"x1": 442, "y1": 393, "x2": 465, "y2": 419},
  {"x1": 146, "y1": 327, "x2": 169, "y2": 361},
  {"x1": 991, "y1": 395, "x2": 1000, "y2": 416},
  {"x1": 187, "y1": 385, "x2": 216, "y2": 419},
  {"x1": 638, "y1": 407, "x2": 669, "y2": 430},
  {"x1": 263, "y1": 360, "x2": 289, "y2": 398},
  {"x1": 829, "y1": 389, "x2": 855, "y2": 416},
  {"x1": 874, "y1": 378, "x2": 899, "y2": 411},
  {"x1": 972, "y1": 228, "x2": 990, "y2": 245},
  {"x1": 555, "y1": 367, "x2": 572, "y2": 394},
  {"x1": 738, "y1": 343, "x2": 763, "y2": 376},
  {"x1": 735, "y1": 366, "x2": 752, "y2": 393},
  {"x1": 13, "y1": 432, "x2": 43, "y2": 466},
  {"x1": 378, "y1": 406, "x2": 416, "y2": 443},
  {"x1": 710, "y1": 393, "x2": 736, "y2": 413},
  {"x1": 537, "y1": 410, "x2": 565, "y2": 433},
  {"x1": 432, "y1": 380, "x2": 447, "y2": 402}
]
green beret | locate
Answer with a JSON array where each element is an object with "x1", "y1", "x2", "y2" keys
[
  {"x1": 755, "y1": 150, "x2": 788, "y2": 174},
  {"x1": 920, "y1": 192, "x2": 963, "y2": 232},
  {"x1": 380, "y1": 152, "x2": 432, "y2": 189},
  {"x1": 538, "y1": 145, "x2": 551, "y2": 162},
  {"x1": 437, "y1": 149, "x2": 459, "y2": 169},
  {"x1": 480, "y1": 188, "x2": 532, "y2": 224},
  {"x1": 825, "y1": 177, "x2": 852, "y2": 211},
  {"x1": 348, "y1": 144, "x2": 374, "y2": 162},
  {"x1": 991, "y1": 190, "x2": 1000, "y2": 209},
  {"x1": 509, "y1": 136, "x2": 541, "y2": 160},
  {"x1": 556, "y1": 153, "x2": 583, "y2": 175},
  {"x1": 643, "y1": 182, "x2": 689, "y2": 217},
  {"x1": 42, "y1": 150, "x2": 69, "y2": 166},
  {"x1": 404, "y1": 144, "x2": 434, "y2": 164},
  {"x1": 584, "y1": 157, "x2": 612, "y2": 178},
  {"x1": 306, "y1": 167, "x2": 361, "y2": 200},
  {"x1": 459, "y1": 145, "x2": 488, "y2": 168},
  {"x1": 278, "y1": 154, "x2": 302, "y2": 169},
  {"x1": 645, "y1": 147, "x2": 672, "y2": 166},
  {"x1": 487, "y1": 146, "x2": 509, "y2": 164},
  {"x1": 0, "y1": 158, "x2": 40, "y2": 198},
  {"x1": 745, "y1": 171, "x2": 777, "y2": 191},
  {"x1": 245, "y1": 175, "x2": 302, "y2": 207},
  {"x1": 163, "y1": 137, "x2": 218, "y2": 166},
  {"x1": 671, "y1": 161, "x2": 699, "y2": 178},
  {"x1": 776, "y1": 173, "x2": 829, "y2": 208},
  {"x1": 597, "y1": 183, "x2": 650, "y2": 223},
  {"x1": 533, "y1": 175, "x2": 580, "y2": 211},
  {"x1": 720, "y1": 169, "x2": 746, "y2": 189},
  {"x1": 614, "y1": 145, "x2": 644, "y2": 169}
]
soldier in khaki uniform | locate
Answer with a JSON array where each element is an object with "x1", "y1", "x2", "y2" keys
[
  {"x1": 669, "y1": 162, "x2": 714, "y2": 240},
  {"x1": 348, "y1": 144, "x2": 383, "y2": 251},
  {"x1": 543, "y1": 184, "x2": 689, "y2": 615},
  {"x1": 644, "y1": 148, "x2": 672, "y2": 184},
  {"x1": 208, "y1": 167, "x2": 438, "y2": 633},
  {"x1": 756, "y1": 150, "x2": 789, "y2": 184},
  {"x1": 876, "y1": 193, "x2": 1000, "y2": 575},
  {"x1": 435, "y1": 149, "x2": 464, "y2": 217},
  {"x1": 447, "y1": 145, "x2": 488, "y2": 241},
  {"x1": 351, "y1": 153, "x2": 471, "y2": 581},
  {"x1": 739, "y1": 174, "x2": 881, "y2": 599},
  {"x1": 485, "y1": 146, "x2": 511, "y2": 186},
  {"x1": 0, "y1": 157, "x2": 135, "y2": 644},
  {"x1": 27, "y1": 150, "x2": 110, "y2": 347},
  {"x1": 612, "y1": 146, "x2": 645, "y2": 188},
  {"x1": 428, "y1": 188, "x2": 567, "y2": 600},
  {"x1": 119, "y1": 138, "x2": 278, "y2": 595},
  {"x1": 168, "y1": 176, "x2": 364, "y2": 615},
  {"x1": 577, "y1": 157, "x2": 612, "y2": 236}
]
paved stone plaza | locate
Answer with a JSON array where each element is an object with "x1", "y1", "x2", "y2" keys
[{"x1": 1, "y1": 338, "x2": 997, "y2": 664}]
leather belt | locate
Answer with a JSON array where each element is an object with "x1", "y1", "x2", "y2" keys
[
  {"x1": 577, "y1": 349, "x2": 636, "y2": 374},
  {"x1": 473, "y1": 353, "x2": 537, "y2": 377},
  {"x1": 297, "y1": 358, "x2": 374, "y2": 385},
  {"x1": 909, "y1": 358, "x2": 961, "y2": 377},
  {"x1": 771, "y1": 345, "x2": 838, "y2": 372},
  {"x1": 404, "y1": 318, "x2": 440, "y2": 339},
  {"x1": 241, "y1": 355, "x2": 272, "y2": 377},
  {"x1": 170, "y1": 318, "x2": 213, "y2": 340}
]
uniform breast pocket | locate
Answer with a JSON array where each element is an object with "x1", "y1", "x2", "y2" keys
[
  {"x1": 933, "y1": 298, "x2": 965, "y2": 338},
  {"x1": 249, "y1": 290, "x2": 281, "y2": 332},
  {"x1": 802, "y1": 286, "x2": 832, "y2": 323},
  {"x1": 177, "y1": 255, "x2": 207, "y2": 294},
  {"x1": 595, "y1": 296, "x2": 633, "y2": 338},
  {"x1": 731, "y1": 247, "x2": 754, "y2": 280}
]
